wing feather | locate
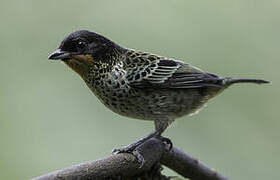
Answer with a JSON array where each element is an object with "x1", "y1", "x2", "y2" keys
[{"x1": 123, "y1": 50, "x2": 224, "y2": 89}]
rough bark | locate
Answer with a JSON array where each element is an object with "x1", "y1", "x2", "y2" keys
[{"x1": 32, "y1": 138, "x2": 229, "y2": 180}]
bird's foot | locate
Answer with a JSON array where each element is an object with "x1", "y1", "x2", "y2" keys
[
  {"x1": 112, "y1": 141, "x2": 140, "y2": 154},
  {"x1": 156, "y1": 136, "x2": 173, "y2": 151},
  {"x1": 112, "y1": 141, "x2": 146, "y2": 167},
  {"x1": 112, "y1": 131, "x2": 159, "y2": 167},
  {"x1": 112, "y1": 133, "x2": 173, "y2": 168}
]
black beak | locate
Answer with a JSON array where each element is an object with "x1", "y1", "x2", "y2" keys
[{"x1": 48, "y1": 49, "x2": 71, "y2": 60}]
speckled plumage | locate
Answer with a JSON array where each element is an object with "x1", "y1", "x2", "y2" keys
[
  {"x1": 80, "y1": 49, "x2": 222, "y2": 125},
  {"x1": 49, "y1": 30, "x2": 269, "y2": 161}
]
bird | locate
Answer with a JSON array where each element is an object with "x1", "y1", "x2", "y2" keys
[{"x1": 48, "y1": 30, "x2": 269, "y2": 165}]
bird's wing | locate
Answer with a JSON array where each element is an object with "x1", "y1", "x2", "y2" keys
[{"x1": 123, "y1": 51, "x2": 223, "y2": 89}]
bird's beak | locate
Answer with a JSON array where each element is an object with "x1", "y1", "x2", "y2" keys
[{"x1": 48, "y1": 49, "x2": 71, "y2": 60}]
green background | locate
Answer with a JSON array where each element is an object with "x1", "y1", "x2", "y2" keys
[{"x1": 0, "y1": 0, "x2": 279, "y2": 179}]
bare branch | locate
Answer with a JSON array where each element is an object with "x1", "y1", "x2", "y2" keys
[
  {"x1": 31, "y1": 138, "x2": 229, "y2": 180},
  {"x1": 161, "y1": 147, "x2": 229, "y2": 180}
]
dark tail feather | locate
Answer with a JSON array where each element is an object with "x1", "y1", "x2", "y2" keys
[{"x1": 224, "y1": 78, "x2": 270, "y2": 86}]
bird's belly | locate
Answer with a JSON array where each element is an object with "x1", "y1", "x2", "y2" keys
[{"x1": 93, "y1": 87, "x2": 212, "y2": 120}]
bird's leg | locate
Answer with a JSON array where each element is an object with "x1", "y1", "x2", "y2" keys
[
  {"x1": 156, "y1": 135, "x2": 173, "y2": 151},
  {"x1": 112, "y1": 118, "x2": 173, "y2": 167},
  {"x1": 154, "y1": 118, "x2": 173, "y2": 151},
  {"x1": 112, "y1": 130, "x2": 160, "y2": 153},
  {"x1": 112, "y1": 130, "x2": 162, "y2": 167}
]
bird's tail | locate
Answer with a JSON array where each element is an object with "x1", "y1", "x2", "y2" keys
[{"x1": 222, "y1": 78, "x2": 270, "y2": 86}]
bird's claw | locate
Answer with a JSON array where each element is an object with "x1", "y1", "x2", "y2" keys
[
  {"x1": 112, "y1": 144, "x2": 145, "y2": 168},
  {"x1": 112, "y1": 147, "x2": 132, "y2": 154},
  {"x1": 112, "y1": 132, "x2": 171, "y2": 168},
  {"x1": 157, "y1": 136, "x2": 173, "y2": 151},
  {"x1": 112, "y1": 142, "x2": 138, "y2": 154}
]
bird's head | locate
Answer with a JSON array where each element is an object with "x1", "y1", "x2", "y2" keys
[{"x1": 48, "y1": 30, "x2": 123, "y2": 77}]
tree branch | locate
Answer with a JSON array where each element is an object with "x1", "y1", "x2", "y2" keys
[
  {"x1": 161, "y1": 147, "x2": 229, "y2": 180},
  {"x1": 31, "y1": 138, "x2": 229, "y2": 180}
]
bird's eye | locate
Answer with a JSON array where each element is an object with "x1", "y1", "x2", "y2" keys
[{"x1": 77, "y1": 41, "x2": 86, "y2": 50}]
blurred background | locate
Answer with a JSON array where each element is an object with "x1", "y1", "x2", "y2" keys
[{"x1": 0, "y1": 0, "x2": 279, "y2": 179}]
